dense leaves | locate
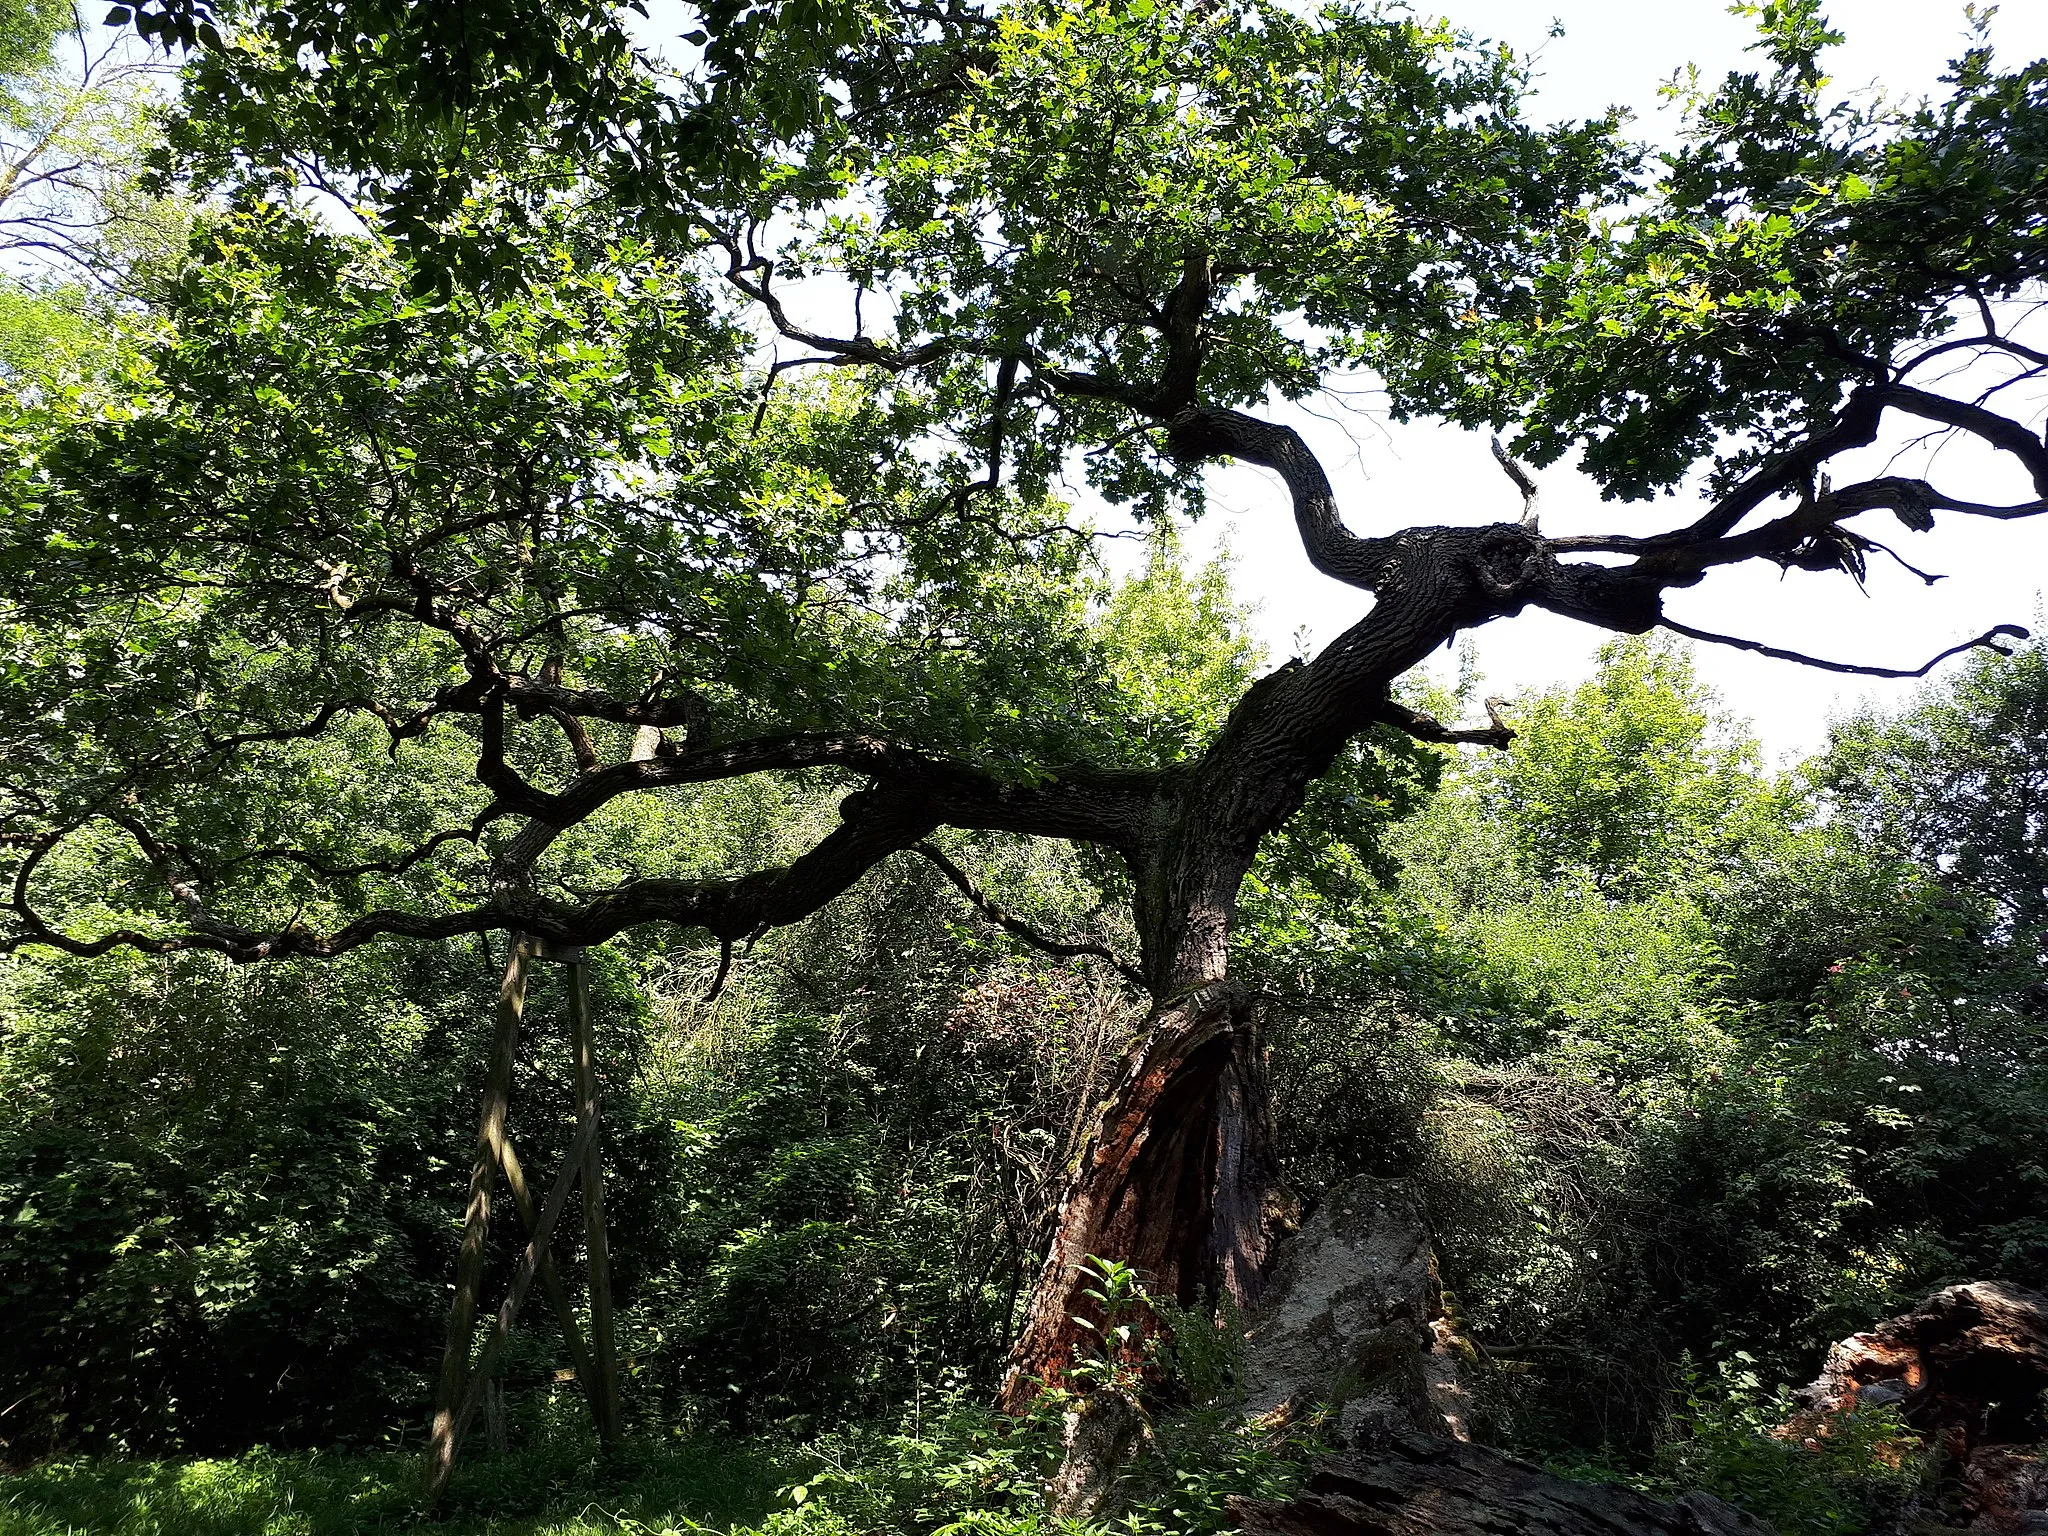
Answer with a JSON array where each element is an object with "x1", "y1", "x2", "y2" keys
[
  {"x1": 1438, "y1": 3, "x2": 2048, "y2": 500},
  {"x1": 1384, "y1": 637, "x2": 2048, "y2": 1463}
]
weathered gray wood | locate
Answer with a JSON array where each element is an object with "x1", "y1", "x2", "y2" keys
[
  {"x1": 437, "y1": 1112, "x2": 597, "y2": 1492},
  {"x1": 1228, "y1": 1432, "x2": 1770, "y2": 1536},
  {"x1": 1239, "y1": 1178, "x2": 1470, "y2": 1445},
  {"x1": 497, "y1": 1133, "x2": 600, "y2": 1403},
  {"x1": 566, "y1": 956, "x2": 624, "y2": 1448},
  {"x1": 425, "y1": 934, "x2": 532, "y2": 1494},
  {"x1": 483, "y1": 1379, "x2": 507, "y2": 1454}
]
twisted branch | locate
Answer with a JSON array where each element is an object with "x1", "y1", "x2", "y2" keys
[{"x1": 909, "y1": 842, "x2": 1144, "y2": 986}]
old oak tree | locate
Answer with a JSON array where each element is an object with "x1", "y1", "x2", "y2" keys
[{"x1": 7, "y1": 0, "x2": 2048, "y2": 1432}]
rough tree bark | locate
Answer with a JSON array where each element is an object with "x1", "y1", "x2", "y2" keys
[
  {"x1": 1228, "y1": 1432, "x2": 1772, "y2": 1536},
  {"x1": 997, "y1": 982, "x2": 1282, "y2": 1406}
]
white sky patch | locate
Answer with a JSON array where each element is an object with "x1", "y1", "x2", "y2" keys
[{"x1": 1145, "y1": 0, "x2": 2048, "y2": 764}]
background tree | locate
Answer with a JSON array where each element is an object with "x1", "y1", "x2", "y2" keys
[
  {"x1": 1371, "y1": 637, "x2": 2046, "y2": 1458},
  {"x1": 1819, "y1": 639, "x2": 2048, "y2": 949}
]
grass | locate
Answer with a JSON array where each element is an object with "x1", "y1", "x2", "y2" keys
[
  {"x1": 0, "y1": 1389, "x2": 1321, "y2": 1536},
  {"x1": 0, "y1": 1435, "x2": 789, "y2": 1536}
]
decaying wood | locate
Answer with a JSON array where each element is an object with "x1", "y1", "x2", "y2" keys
[
  {"x1": 1048, "y1": 1389, "x2": 1151, "y2": 1520},
  {"x1": 1227, "y1": 1431, "x2": 1771, "y2": 1536},
  {"x1": 1794, "y1": 1281, "x2": 2048, "y2": 1533},
  {"x1": 999, "y1": 982, "x2": 1285, "y2": 1408},
  {"x1": 1238, "y1": 1178, "x2": 1472, "y2": 1446}
]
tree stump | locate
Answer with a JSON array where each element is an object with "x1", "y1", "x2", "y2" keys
[
  {"x1": 1794, "y1": 1281, "x2": 2048, "y2": 1533},
  {"x1": 1238, "y1": 1177, "x2": 1472, "y2": 1446}
]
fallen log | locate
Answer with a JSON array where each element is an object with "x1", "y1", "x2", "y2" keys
[{"x1": 1228, "y1": 1429, "x2": 1770, "y2": 1536}]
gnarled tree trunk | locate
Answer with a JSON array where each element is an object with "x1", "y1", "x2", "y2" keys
[
  {"x1": 997, "y1": 979, "x2": 1288, "y2": 1409},
  {"x1": 995, "y1": 487, "x2": 1518, "y2": 1410}
]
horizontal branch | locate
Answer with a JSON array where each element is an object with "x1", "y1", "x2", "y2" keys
[
  {"x1": 1670, "y1": 385, "x2": 1889, "y2": 546},
  {"x1": 1885, "y1": 384, "x2": 2048, "y2": 498},
  {"x1": 714, "y1": 236, "x2": 953, "y2": 374},
  {"x1": 7, "y1": 781, "x2": 943, "y2": 962},
  {"x1": 1896, "y1": 331, "x2": 2048, "y2": 378},
  {"x1": 501, "y1": 677, "x2": 708, "y2": 734},
  {"x1": 487, "y1": 730, "x2": 1160, "y2": 883},
  {"x1": 5, "y1": 729, "x2": 1169, "y2": 965},
  {"x1": 1659, "y1": 619, "x2": 2027, "y2": 678},
  {"x1": 219, "y1": 819, "x2": 495, "y2": 882}
]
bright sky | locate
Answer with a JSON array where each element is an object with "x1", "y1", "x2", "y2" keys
[
  {"x1": 1169, "y1": 1, "x2": 2048, "y2": 764},
  {"x1": 630, "y1": 0, "x2": 2048, "y2": 763}
]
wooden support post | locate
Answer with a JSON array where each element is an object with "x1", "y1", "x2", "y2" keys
[
  {"x1": 426, "y1": 934, "x2": 532, "y2": 1495},
  {"x1": 442, "y1": 1112, "x2": 598, "y2": 1475},
  {"x1": 498, "y1": 1133, "x2": 601, "y2": 1400},
  {"x1": 484, "y1": 1380, "x2": 507, "y2": 1454},
  {"x1": 566, "y1": 952, "x2": 625, "y2": 1450}
]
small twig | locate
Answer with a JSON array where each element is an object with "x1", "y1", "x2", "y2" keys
[
  {"x1": 909, "y1": 843, "x2": 1145, "y2": 987},
  {"x1": 1375, "y1": 696, "x2": 1515, "y2": 749},
  {"x1": 751, "y1": 354, "x2": 856, "y2": 435},
  {"x1": 1858, "y1": 535, "x2": 1945, "y2": 586}
]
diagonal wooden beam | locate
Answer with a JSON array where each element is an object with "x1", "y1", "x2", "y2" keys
[
  {"x1": 566, "y1": 955, "x2": 626, "y2": 1450},
  {"x1": 432, "y1": 1111, "x2": 597, "y2": 1500},
  {"x1": 497, "y1": 1133, "x2": 600, "y2": 1402},
  {"x1": 424, "y1": 933, "x2": 531, "y2": 1494}
]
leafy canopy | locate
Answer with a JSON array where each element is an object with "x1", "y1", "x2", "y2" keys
[{"x1": 6, "y1": 0, "x2": 2048, "y2": 974}]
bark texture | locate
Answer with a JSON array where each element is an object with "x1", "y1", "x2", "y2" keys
[
  {"x1": 425, "y1": 935, "x2": 530, "y2": 1491},
  {"x1": 997, "y1": 982, "x2": 1286, "y2": 1410},
  {"x1": 1227, "y1": 1433, "x2": 1771, "y2": 1536},
  {"x1": 1048, "y1": 1390, "x2": 1152, "y2": 1520},
  {"x1": 1239, "y1": 1177, "x2": 1473, "y2": 1446},
  {"x1": 1794, "y1": 1281, "x2": 2048, "y2": 1533}
]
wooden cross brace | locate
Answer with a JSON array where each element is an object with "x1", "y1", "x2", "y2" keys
[{"x1": 423, "y1": 935, "x2": 624, "y2": 1503}]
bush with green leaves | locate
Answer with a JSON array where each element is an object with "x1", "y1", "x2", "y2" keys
[
  {"x1": 1646, "y1": 1354, "x2": 1928, "y2": 1536},
  {"x1": 1357, "y1": 634, "x2": 2048, "y2": 1462},
  {"x1": 0, "y1": 916, "x2": 692, "y2": 1454}
]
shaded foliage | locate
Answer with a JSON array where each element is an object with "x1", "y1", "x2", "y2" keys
[{"x1": 1378, "y1": 635, "x2": 2048, "y2": 1472}]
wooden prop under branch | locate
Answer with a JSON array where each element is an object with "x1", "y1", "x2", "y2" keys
[{"x1": 423, "y1": 936, "x2": 624, "y2": 1503}]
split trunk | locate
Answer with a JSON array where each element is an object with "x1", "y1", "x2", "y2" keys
[{"x1": 998, "y1": 979, "x2": 1288, "y2": 1408}]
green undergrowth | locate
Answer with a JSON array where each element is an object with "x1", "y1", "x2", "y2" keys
[
  {"x1": 0, "y1": 1434, "x2": 785, "y2": 1536},
  {"x1": 0, "y1": 1393, "x2": 1317, "y2": 1536},
  {"x1": 1, "y1": 1373, "x2": 1943, "y2": 1536},
  {"x1": 1544, "y1": 1355, "x2": 1933, "y2": 1536}
]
